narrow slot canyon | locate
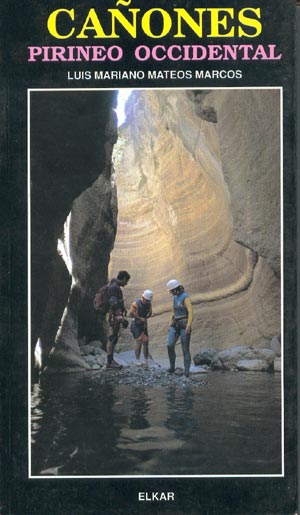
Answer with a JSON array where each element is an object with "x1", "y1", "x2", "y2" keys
[{"x1": 31, "y1": 88, "x2": 281, "y2": 373}]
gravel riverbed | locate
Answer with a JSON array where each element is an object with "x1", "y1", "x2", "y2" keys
[{"x1": 86, "y1": 363, "x2": 208, "y2": 388}]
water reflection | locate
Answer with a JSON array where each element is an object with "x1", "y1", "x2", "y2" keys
[
  {"x1": 165, "y1": 387, "x2": 195, "y2": 439},
  {"x1": 31, "y1": 372, "x2": 282, "y2": 476},
  {"x1": 128, "y1": 389, "x2": 150, "y2": 430},
  {"x1": 31, "y1": 376, "x2": 125, "y2": 475}
]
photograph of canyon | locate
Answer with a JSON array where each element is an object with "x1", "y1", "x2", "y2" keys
[{"x1": 30, "y1": 88, "x2": 282, "y2": 477}]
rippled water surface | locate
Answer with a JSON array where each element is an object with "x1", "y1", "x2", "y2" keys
[{"x1": 31, "y1": 371, "x2": 281, "y2": 476}]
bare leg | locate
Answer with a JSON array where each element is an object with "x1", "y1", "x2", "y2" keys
[
  {"x1": 135, "y1": 340, "x2": 142, "y2": 361},
  {"x1": 107, "y1": 340, "x2": 114, "y2": 364},
  {"x1": 107, "y1": 323, "x2": 119, "y2": 364},
  {"x1": 142, "y1": 336, "x2": 149, "y2": 359}
]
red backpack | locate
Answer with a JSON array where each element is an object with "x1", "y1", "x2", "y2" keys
[{"x1": 93, "y1": 283, "x2": 111, "y2": 313}]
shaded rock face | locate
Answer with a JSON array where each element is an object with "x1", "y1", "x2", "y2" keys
[
  {"x1": 31, "y1": 91, "x2": 117, "y2": 370},
  {"x1": 109, "y1": 90, "x2": 281, "y2": 361}
]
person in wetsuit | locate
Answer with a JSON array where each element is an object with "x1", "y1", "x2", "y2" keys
[{"x1": 166, "y1": 279, "x2": 193, "y2": 378}]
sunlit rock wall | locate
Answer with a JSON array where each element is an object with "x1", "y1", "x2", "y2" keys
[
  {"x1": 203, "y1": 89, "x2": 281, "y2": 275},
  {"x1": 109, "y1": 90, "x2": 280, "y2": 358}
]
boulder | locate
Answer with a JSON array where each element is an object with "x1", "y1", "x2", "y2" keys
[
  {"x1": 252, "y1": 348, "x2": 276, "y2": 364},
  {"x1": 193, "y1": 348, "x2": 219, "y2": 366},
  {"x1": 236, "y1": 359, "x2": 271, "y2": 371},
  {"x1": 219, "y1": 346, "x2": 256, "y2": 361},
  {"x1": 270, "y1": 336, "x2": 281, "y2": 357},
  {"x1": 88, "y1": 340, "x2": 102, "y2": 348},
  {"x1": 274, "y1": 357, "x2": 281, "y2": 372},
  {"x1": 190, "y1": 365, "x2": 208, "y2": 375},
  {"x1": 96, "y1": 355, "x2": 106, "y2": 366},
  {"x1": 211, "y1": 346, "x2": 255, "y2": 369},
  {"x1": 210, "y1": 356, "x2": 224, "y2": 370},
  {"x1": 81, "y1": 344, "x2": 95, "y2": 356},
  {"x1": 83, "y1": 355, "x2": 96, "y2": 366},
  {"x1": 211, "y1": 345, "x2": 276, "y2": 370}
]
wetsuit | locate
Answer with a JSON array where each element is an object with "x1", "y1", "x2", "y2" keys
[{"x1": 167, "y1": 291, "x2": 193, "y2": 374}]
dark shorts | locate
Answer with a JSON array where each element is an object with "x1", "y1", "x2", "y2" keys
[{"x1": 131, "y1": 320, "x2": 148, "y2": 339}]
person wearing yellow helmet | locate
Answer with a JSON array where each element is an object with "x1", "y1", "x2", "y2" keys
[
  {"x1": 129, "y1": 290, "x2": 153, "y2": 365},
  {"x1": 166, "y1": 279, "x2": 193, "y2": 378}
]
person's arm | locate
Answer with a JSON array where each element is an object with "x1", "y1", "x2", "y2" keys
[
  {"x1": 129, "y1": 301, "x2": 146, "y2": 322},
  {"x1": 108, "y1": 284, "x2": 121, "y2": 313},
  {"x1": 169, "y1": 304, "x2": 175, "y2": 327},
  {"x1": 129, "y1": 301, "x2": 138, "y2": 318},
  {"x1": 184, "y1": 297, "x2": 193, "y2": 331}
]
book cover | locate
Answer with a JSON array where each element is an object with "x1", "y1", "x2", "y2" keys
[{"x1": 2, "y1": 0, "x2": 297, "y2": 513}]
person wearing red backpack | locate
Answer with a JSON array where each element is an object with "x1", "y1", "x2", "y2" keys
[
  {"x1": 95, "y1": 270, "x2": 130, "y2": 369},
  {"x1": 129, "y1": 290, "x2": 153, "y2": 366},
  {"x1": 106, "y1": 270, "x2": 130, "y2": 369}
]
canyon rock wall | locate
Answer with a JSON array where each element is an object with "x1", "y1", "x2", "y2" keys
[
  {"x1": 202, "y1": 89, "x2": 281, "y2": 275},
  {"x1": 109, "y1": 90, "x2": 280, "y2": 359},
  {"x1": 31, "y1": 91, "x2": 117, "y2": 371}
]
